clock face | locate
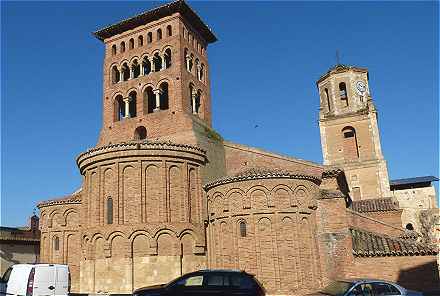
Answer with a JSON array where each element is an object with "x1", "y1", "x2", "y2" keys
[{"x1": 355, "y1": 80, "x2": 366, "y2": 94}]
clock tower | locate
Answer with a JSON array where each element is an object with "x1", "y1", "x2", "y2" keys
[{"x1": 317, "y1": 64, "x2": 391, "y2": 200}]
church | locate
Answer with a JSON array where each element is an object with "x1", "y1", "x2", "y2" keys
[{"x1": 37, "y1": 1, "x2": 439, "y2": 295}]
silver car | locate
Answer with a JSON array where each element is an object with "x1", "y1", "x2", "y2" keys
[{"x1": 307, "y1": 279, "x2": 423, "y2": 296}]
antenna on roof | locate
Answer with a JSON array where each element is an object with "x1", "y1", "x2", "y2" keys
[{"x1": 336, "y1": 50, "x2": 341, "y2": 65}]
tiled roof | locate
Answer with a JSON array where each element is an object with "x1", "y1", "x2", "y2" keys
[
  {"x1": 204, "y1": 168, "x2": 320, "y2": 191},
  {"x1": 37, "y1": 192, "x2": 82, "y2": 208},
  {"x1": 93, "y1": 0, "x2": 217, "y2": 43},
  {"x1": 351, "y1": 228, "x2": 438, "y2": 257},
  {"x1": 350, "y1": 198, "x2": 399, "y2": 213}
]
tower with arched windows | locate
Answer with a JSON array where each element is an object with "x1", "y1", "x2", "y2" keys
[
  {"x1": 94, "y1": 0, "x2": 216, "y2": 149},
  {"x1": 317, "y1": 64, "x2": 392, "y2": 200}
]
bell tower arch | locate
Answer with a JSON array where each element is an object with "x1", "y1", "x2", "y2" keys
[{"x1": 317, "y1": 65, "x2": 391, "y2": 200}]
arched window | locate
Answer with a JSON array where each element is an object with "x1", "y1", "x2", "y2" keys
[
  {"x1": 134, "y1": 126, "x2": 147, "y2": 140},
  {"x1": 147, "y1": 32, "x2": 153, "y2": 43},
  {"x1": 138, "y1": 36, "x2": 143, "y2": 47},
  {"x1": 111, "y1": 66, "x2": 120, "y2": 84},
  {"x1": 115, "y1": 95, "x2": 125, "y2": 121},
  {"x1": 342, "y1": 126, "x2": 359, "y2": 160},
  {"x1": 166, "y1": 25, "x2": 172, "y2": 37},
  {"x1": 132, "y1": 60, "x2": 140, "y2": 78},
  {"x1": 195, "y1": 90, "x2": 201, "y2": 114},
  {"x1": 158, "y1": 82, "x2": 169, "y2": 110},
  {"x1": 239, "y1": 221, "x2": 247, "y2": 237},
  {"x1": 324, "y1": 88, "x2": 331, "y2": 111},
  {"x1": 182, "y1": 27, "x2": 186, "y2": 38},
  {"x1": 201, "y1": 46, "x2": 205, "y2": 56},
  {"x1": 184, "y1": 48, "x2": 190, "y2": 71},
  {"x1": 111, "y1": 45, "x2": 117, "y2": 56},
  {"x1": 189, "y1": 54, "x2": 194, "y2": 72},
  {"x1": 157, "y1": 28, "x2": 162, "y2": 40},
  {"x1": 200, "y1": 64, "x2": 205, "y2": 82},
  {"x1": 164, "y1": 48, "x2": 172, "y2": 68},
  {"x1": 129, "y1": 38, "x2": 134, "y2": 50},
  {"x1": 144, "y1": 86, "x2": 155, "y2": 114},
  {"x1": 142, "y1": 57, "x2": 152, "y2": 75},
  {"x1": 107, "y1": 197, "x2": 113, "y2": 224},
  {"x1": 195, "y1": 59, "x2": 200, "y2": 79},
  {"x1": 339, "y1": 82, "x2": 348, "y2": 106},
  {"x1": 128, "y1": 91, "x2": 137, "y2": 118},
  {"x1": 122, "y1": 63, "x2": 130, "y2": 81},
  {"x1": 54, "y1": 236, "x2": 59, "y2": 251},
  {"x1": 120, "y1": 41, "x2": 126, "y2": 53},
  {"x1": 406, "y1": 223, "x2": 414, "y2": 231},
  {"x1": 153, "y1": 53, "x2": 162, "y2": 72}
]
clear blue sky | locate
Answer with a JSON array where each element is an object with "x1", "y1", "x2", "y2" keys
[{"x1": 1, "y1": 1, "x2": 438, "y2": 227}]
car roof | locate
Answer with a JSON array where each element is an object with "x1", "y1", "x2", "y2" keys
[{"x1": 339, "y1": 278, "x2": 402, "y2": 286}]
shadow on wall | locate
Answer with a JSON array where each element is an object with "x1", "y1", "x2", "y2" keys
[{"x1": 396, "y1": 260, "x2": 439, "y2": 293}]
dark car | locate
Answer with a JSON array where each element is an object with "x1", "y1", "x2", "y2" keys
[
  {"x1": 132, "y1": 269, "x2": 266, "y2": 296},
  {"x1": 307, "y1": 279, "x2": 423, "y2": 296}
]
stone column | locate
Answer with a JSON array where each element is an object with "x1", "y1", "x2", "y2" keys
[
  {"x1": 191, "y1": 91, "x2": 197, "y2": 114},
  {"x1": 140, "y1": 63, "x2": 144, "y2": 76},
  {"x1": 186, "y1": 55, "x2": 191, "y2": 72},
  {"x1": 153, "y1": 89, "x2": 162, "y2": 112},
  {"x1": 150, "y1": 58, "x2": 155, "y2": 73},
  {"x1": 129, "y1": 66, "x2": 134, "y2": 80},
  {"x1": 161, "y1": 54, "x2": 166, "y2": 70},
  {"x1": 197, "y1": 65, "x2": 202, "y2": 80},
  {"x1": 123, "y1": 97, "x2": 131, "y2": 118},
  {"x1": 119, "y1": 70, "x2": 124, "y2": 82}
]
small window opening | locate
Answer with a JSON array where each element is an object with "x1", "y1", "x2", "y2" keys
[
  {"x1": 111, "y1": 66, "x2": 120, "y2": 84},
  {"x1": 342, "y1": 126, "x2": 359, "y2": 159},
  {"x1": 115, "y1": 95, "x2": 125, "y2": 121},
  {"x1": 54, "y1": 236, "x2": 59, "y2": 251},
  {"x1": 188, "y1": 54, "x2": 194, "y2": 72},
  {"x1": 164, "y1": 48, "x2": 172, "y2": 68},
  {"x1": 120, "y1": 41, "x2": 125, "y2": 53},
  {"x1": 129, "y1": 38, "x2": 134, "y2": 50},
  {"x1": 147, "y1": 32, "x2": 153, "y2": 43},
  {"x1": 111, "y1": 45, "x2": 117, "y2": 56},
  {"x1": 122, "y1": 63, "x2": 130, "y2": 81},
  {"x1": 134, "y1": 126, "x2": 147, "y2": 140},
  {"x1": 132, "y1": 61, "x2": 140, "y2": 78},
  {"x1": 107, "y1": 197, "x2": 113, "y2": 224},
  {"x1": 157, "y1": 28, "x2": 162, "y2": 40},
  {"x1": 159, "y1": 82, "x2": 169, "y2": 110},
  {"x1": 200, "y1": 64, "x2": 205, "y2": 82},
  {"x1": 239, "y1": 221, "x2": 247, "y2": 237},
  {"x1": 339, "y1": 82, "x2": 348, "y2": 106},
  {"x1": 344, "y1": 131, "x2": 355, "y2": 138},
  {"x1": 128, "y1": 91, "x2": 137, "y2": 118},
  {"x1": 406, "y1": 223, "x2": 414, "y2": 231},
  {"x1": 142, "y1": 57, "x2": 152, "y2": 75},
  {"x1": 166, "y1": 25, "x2": 172, "y2": 37},
  {"x1": 153, "y1": 53, "x2": 162, "y2": 71},
  {"x1": 325, "y1": 88, "x2": 331, "y2": 111},
  {"x1": 138, "y1": 36, "x2": 144, "y2": 47},
  {"x1": 145, "y1": 86, "x2": 155, "y2": 114}
]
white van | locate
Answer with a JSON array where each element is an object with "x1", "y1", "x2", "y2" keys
[{"x1": 0, "y1": 264, "x2": 70, "y2": 296}]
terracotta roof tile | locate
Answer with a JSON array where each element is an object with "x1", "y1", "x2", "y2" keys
[
  {"x1": 350, "y1": 198, "x2": 399, "y2": 213},
  {"x1": 351, "y1": 228, "x2": 437, "y2": 257}
]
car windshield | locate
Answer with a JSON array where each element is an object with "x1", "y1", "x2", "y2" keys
[{"x1": 320, "y1": 281, "x2": 354, "y2": 296}]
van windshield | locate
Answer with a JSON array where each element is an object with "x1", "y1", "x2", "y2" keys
[{"x1": 2, "y1": 267, "x2": 12, "y2": 283}]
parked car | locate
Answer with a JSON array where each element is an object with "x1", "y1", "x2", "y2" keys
[
  {"x1": 133, "y1": 269, "x2": 266, "y2": 296},
  {"x1": 307, "y1": 279, "x2": 423, "y2": 296},
  {"x1": 0, "y1": 264, "x2": 70, "y2": 296}
]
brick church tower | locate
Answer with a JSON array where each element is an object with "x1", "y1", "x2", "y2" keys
[{"x1": 317, "y1": 65, "x2": 391, "y2": 200}]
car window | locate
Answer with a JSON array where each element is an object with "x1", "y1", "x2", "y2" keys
[
  {"x1": 207, "y1": 274, "x2": 229, "y2": 286},
  {"x1": 175, "y1": 275, "x2": 204, "y2": 287},
  {"x1": 373, "y1": 283, "x2": 401, "y2": 296},
  {"x1": 347, "y1": 285, "x2": 363, "y2": 296},
  {"x1": 358, "y1": 284, "x2": 374, "y2": 296},
  {"x1": 230, "y1": 274, "x2": 255, "y2": 289}
]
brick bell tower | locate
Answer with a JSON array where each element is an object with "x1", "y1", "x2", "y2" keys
[
  {"x1": 317, "y1": 65, "x2": 391, "y2": 200},
  {"x1": 93, "y1": 0, "x2": 216, "y2": 148}
]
